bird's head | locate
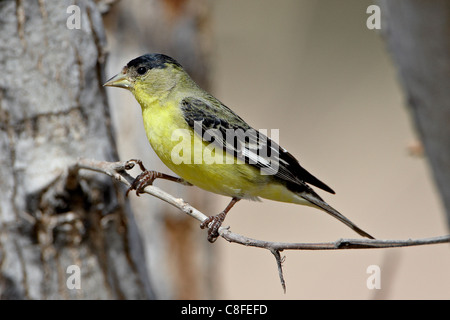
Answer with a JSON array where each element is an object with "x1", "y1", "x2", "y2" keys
[{"x1": 104, "y1": 53, "x2": 189, "y2": 102}]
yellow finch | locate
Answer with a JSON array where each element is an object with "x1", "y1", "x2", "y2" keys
[{"x1": 104, "y1": 53, "x2": 374, "y2": 242}]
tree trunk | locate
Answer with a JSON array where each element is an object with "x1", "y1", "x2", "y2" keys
[
  {"x1": 378, "y1": 0, "x2": 450, "y2": 226},
  {"x1": 0, "y1": 0, "x2": 153, "y2": 299}
]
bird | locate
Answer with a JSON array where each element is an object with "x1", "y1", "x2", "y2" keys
[{"x1": 104, "y1": 53, "x2": 374, "y2": 242}]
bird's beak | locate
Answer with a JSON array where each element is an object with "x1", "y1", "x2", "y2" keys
[{"x1": 103, "y1": 71, "x2": 133, "y2": 89}]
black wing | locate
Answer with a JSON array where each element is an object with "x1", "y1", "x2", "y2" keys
[{"x1": 180, "y1": 96, "x2": 335, "y2": 194}]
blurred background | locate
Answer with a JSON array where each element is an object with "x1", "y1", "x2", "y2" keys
[
  {"x1": 3, "y1": 0, "x2": 449, "y2": 300},
  {"x1": 103, "y1": 0, "x2": 450, "y2": 299}
]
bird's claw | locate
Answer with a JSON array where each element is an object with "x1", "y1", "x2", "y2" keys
[
  {"x1": 126, "y1": 170, "x2": 158, "y2": 197},
  {"x1": 200, "y1": 211, "x2": 227, "y2": 243}
]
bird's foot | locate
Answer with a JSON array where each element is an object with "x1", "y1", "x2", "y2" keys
[
  {"x1": 126, "y1": 170, "x2": 159, "y2": 197},
  {"x1": 125, "y1": 159, "x2": 191, "y2": 196},
  {"x1": 200, "y1": 211, "x2": 227, "y2": 243}
]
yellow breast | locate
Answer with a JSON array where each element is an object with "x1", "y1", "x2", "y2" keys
[{"x1": 139, "y1": 99, "x2": 271, "y2": 199}]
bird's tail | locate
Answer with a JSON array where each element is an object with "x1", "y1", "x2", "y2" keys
[{"x1": 300, "y1": 192, "x2": 375, "y2": 239}]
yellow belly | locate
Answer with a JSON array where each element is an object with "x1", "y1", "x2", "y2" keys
[
  {"x1": 140, "y1": 100, "x2": 308, "y2": 205},
  {"x1": 140, "y1": 102, "x2": 265, "y2": 197}
]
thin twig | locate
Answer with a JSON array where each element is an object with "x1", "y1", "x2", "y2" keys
[
  {"x1": 271, "y1": 249, "x2": 286, "y2": 293},
  {"x1": 220, "y1": 231, "x2": 450, "y2": 250},
  {"x1": 72, "y1": 158, "x2": 450, "y2": 291}
]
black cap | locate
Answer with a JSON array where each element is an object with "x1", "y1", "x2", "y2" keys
[{"x1": 127, "y1": 53, "x2": 182, "y2": 70}]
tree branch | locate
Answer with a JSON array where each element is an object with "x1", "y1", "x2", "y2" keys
[{"x1": 71, "y1": 158, "x2": 450, "y2": 291}]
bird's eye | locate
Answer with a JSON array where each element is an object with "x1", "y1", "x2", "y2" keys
[{"x1": 137, "y1": 67, "x2": 147, "y2": 75}]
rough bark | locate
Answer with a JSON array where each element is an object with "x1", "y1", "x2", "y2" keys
[
  {"x1": 0, "y1": 0, "x2": 153, "y2": 299},
  {"x1": 378, "y1": 0, "x2": 450, "y2": 226}
]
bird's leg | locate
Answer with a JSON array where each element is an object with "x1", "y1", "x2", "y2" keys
[
  {"x1": 125, "y1": 159, "x2": 192, "y2": 196},
  {"x1": 200, "y1": 197, "x2": 241, "y2": 243}
]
